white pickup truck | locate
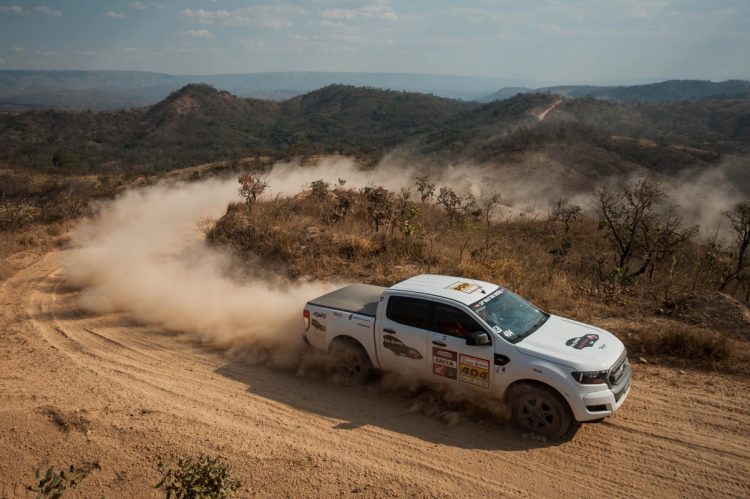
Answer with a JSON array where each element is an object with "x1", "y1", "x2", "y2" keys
[{"x1": 303, "y1": 274, "x2": 631, "y2": 440}]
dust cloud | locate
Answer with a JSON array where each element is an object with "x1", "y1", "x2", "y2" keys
[
  {"x1": 63, "y1": 155, "x2": 742, "y2": 367},
  {"x1": 63, "y1": 176, "x2": 337, "y2": 367},
  {"x1": 265, "y1": 154, "x2": 745, "y2": 231}
]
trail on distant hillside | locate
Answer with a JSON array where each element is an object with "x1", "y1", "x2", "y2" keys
[{"x1": 536, "y1": 99, "x2": 563, "y2": 121}]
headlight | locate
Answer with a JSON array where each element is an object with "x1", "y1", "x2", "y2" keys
[{"x1": 571, "y1": 370, "x2": 609, "y2": 384}]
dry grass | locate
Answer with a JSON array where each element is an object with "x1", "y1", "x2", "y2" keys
[{"x1": 207, "y1": 184, "x2": 750, "y2": 372}]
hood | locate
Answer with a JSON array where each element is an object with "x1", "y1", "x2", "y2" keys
[{"x1": 514, "y1": 315, "x2": 625, "y2": 371}]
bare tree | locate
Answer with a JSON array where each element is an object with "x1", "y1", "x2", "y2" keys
[
  {"x1": 597, "y1": 178, "x2": 697, "y2": 280},
  {"x1": 327, "y1": 182, "x2": 355, "y2": 225},
  {"x1": 362, "y1": 186, "x2": 395, "y2": 233},
  {"x1": 415, "y1": 175, "x2": 435, "y2": 204},
  {"x1": 238, "y1": 173, "x2": 268, "y2": 211},
  {"x1": 482, "y1": 193, "x2": 501, "y2": 256},
  {"x1": 720, "y1": 201, "x2": 750, "y2": 291},
  {"x1": 549, "y1": 199, "x2": 582, "y2": 259},
  {"x1": 309, "y1": 179, "x2": 331, "y2": 201},
  {"x1": 437, "y1": 186, "x2": 461, "y2": 225}
]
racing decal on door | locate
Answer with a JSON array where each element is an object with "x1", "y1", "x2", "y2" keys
[
  {"x1": 446, "y1": 281, "x2": 480, "y2": 294},
  {"x1": 458, "y1": 354, "x2": 490, "y2": 388},
  {"x1": 383, "y1": 335, "x2": 423, "y2": 359},
  {"x1": 432, "y1": 347, "x2": 458, "y2": 380},
  {"x1": 565, "y1": 333, "x2": 599, "y2": 349}
]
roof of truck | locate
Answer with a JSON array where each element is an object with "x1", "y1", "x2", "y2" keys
[{"x1": 389, "y1": 274, "x2": 501, "y2": 306}]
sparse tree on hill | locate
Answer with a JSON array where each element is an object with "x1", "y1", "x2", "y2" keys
[
  {"x1": 309, "y1": 179, "x2": 330, "y2": 201},
  {"x1": 437, "y1": 186, "x2": 461, "y2": 225},
  {"x1": 549, "y1": 199, "x2": 582, "y2": 260},
  {"x1": 482, "y1": 193, "x2": 501, "y2": 257},
  {"x1": 362, "y1": 186, "x2": 395, "y2": 233},
  {"x1": 596, "y1": 178, "x2": 697, "y2": 281},
  {"x1": 238, "y1": 173, "x2": 268, "y2": 212},
  {"x1": 415, "y1": 175, "x2": 435, "y2": 204},
  {"x1": 720, "y1": 201, "x2": 750, "y2": 292}
]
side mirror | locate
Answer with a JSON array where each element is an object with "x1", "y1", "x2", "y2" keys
[{"x1": 466, "y1": 330, "x2": 491, "y2": 346}]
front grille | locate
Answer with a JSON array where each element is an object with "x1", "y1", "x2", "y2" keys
[
  {"x1": 608, "y1": 353, "x2": 629, "y2": 387},
  {"x1": 608, "y1": 351, "x2": 632, "y2": 402}
]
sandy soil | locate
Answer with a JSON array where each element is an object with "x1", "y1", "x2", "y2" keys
[{"x1": 1, "y1": 251, "x2": 749, "y2": 498}]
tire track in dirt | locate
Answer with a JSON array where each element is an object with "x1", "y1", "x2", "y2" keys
[{"x1": 1, "y1": 251, "x2": 749, "y2": 497}]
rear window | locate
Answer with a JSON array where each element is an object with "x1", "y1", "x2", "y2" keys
[{"x1": 386, "y1": 296, "x2": 431, "y2": 329}]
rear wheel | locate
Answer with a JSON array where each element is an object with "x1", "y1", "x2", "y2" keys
[
  {"x1": 329, "y1": 339, "x2": 372, "y2": 385},
  {"x1": 509, "y1": 384, "x2": 578, "y2": 441}
]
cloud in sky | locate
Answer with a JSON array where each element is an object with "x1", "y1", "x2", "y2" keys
[
  {"x1": 182, "y1": 29, "x2": 214, "y2": 39},
  {"x1": 0, "y1": 5, "x2": 24, "y2": 15},
  {"x1": 35, "y1": 6, "x2": 62, "y2": 17},
  {"x1": 0, "y1": 0, "x2": 747, "y2": 82},
  {"x1": 322, "y1": 0, "x2": 397, "y2": 21},
  {"x1": 178, "y1": 4, "x2": 304, "y2": 29}
]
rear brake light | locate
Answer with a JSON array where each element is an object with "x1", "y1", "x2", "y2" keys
[{"x1": 303, "y1": 310, "x2": 310, "y2": 331}]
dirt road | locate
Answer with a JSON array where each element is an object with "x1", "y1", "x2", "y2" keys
[{"x1": 1, "y1": 251, "x2": 749, "y2": 497}]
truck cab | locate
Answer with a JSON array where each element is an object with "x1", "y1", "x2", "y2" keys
[{"x1": 304, "y1": 274, "x2": 631, "y2": 440}]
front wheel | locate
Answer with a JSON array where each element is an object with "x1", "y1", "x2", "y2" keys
[
  {"x1": 509, "y1": 384, "x2": 579, "y2": 441},
  {"x1": 329, "y1": 339, "x2": 372, "y2": 385}
]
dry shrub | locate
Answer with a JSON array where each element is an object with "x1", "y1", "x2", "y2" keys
[{"x1": 628, "y1": 324, "x2": 731, "y2": 363}]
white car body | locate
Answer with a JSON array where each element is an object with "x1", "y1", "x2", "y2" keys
[{"x1": 303, "y1": 274, "x2": 631, "y2": 423}]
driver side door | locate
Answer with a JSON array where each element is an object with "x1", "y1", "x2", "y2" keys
[{"x1": 428, "y1": 302, "x2": 494, "y2": 392}]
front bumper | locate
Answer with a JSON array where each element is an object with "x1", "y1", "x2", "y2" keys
[{"x1": 571, "y1": 358, "x2": 632, "y2": 421}]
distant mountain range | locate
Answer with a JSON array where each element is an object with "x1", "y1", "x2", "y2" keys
[
  {"x1": 1, "y1": 70, "x2": 748, "y2": 111},
  {"x1": 2, "y1": 83, "x2": 748, "y2": 194},
  {"x1": 479, "y1": 79, "x2": 750, "y2": 103},
  {"x1": 0, "y1": 70, "x2": 530, "y2": 110}
]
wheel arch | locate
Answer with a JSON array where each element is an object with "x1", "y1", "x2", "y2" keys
[
  {"x1": 504, "y1": 378, "x2": 568, "y2": 406},
  {"x1": 328, "y1": 334, "x2": 368, "y2": 354}
]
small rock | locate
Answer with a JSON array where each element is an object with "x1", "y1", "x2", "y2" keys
[
  {"x1": 639, "y1": 357, "x2": 649, "y2": 364},
  {"x1": 679, "y1": 369, "x2": 686, "y2": 374}
]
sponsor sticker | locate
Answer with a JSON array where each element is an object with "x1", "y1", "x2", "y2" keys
[
  {"x1": 565, "y1": 333, "x2": 599, "y2": 349},
  {"x1": 446, "y1": 281, "x2": 480, "y2": 294},
  {"x1": 432, "y1": 347, "x2": 458, "y2": 380},
  {"x1": 383, "y1": 335, "x2": 423, "y2": 360},
  {"x1": 458, "y1": 354, "x2": 490, "y2": 388},
  {"x1": 313, "y1": 311, "x2": 327, "y2": 319},
  {"x1": 472, "y1": 289, "x2": 503, "y2": 309}
]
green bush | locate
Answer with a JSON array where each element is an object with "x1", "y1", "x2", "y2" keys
[
  {"x1": 155, "y1": 454, "x2": 241, "y2": 499},
  {"x1": 27, "y1": 465, "x2": 88, "y2": 499}
]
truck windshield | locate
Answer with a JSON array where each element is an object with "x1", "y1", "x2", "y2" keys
[{"x1": 470, "y1": 288, "x2": 548, "y2": 343}]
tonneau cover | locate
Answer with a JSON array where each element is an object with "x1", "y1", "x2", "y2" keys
[{"x1": 308, "y1": 284, "x2": 385, "y2": 317}]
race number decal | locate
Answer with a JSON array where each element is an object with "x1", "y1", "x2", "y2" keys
[
  {"x1": 446, "y1": 281, "x2": 480, "y2": 294},
  {"x1": 458, "y1": 354, "x2": 490, "y2": 388},
  {"x1": 432, "y1": 347, "x2": 458, "y2": 380}
]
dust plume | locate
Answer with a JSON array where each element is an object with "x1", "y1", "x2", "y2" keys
[{"x1": 63, "y1": 176, "x2": 337, "y2": 367}]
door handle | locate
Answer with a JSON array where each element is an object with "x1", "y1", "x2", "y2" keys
[
  {"x1": 432, "y1": 341, "x2": 446, "y2": 347},
  {"x1": 383, "y1": 328, "x2": 396, "y2": 334}
]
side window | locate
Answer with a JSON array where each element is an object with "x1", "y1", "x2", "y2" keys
[
  {"x1": 386, "y1": 296, "x2": 431, "y2": 329},
  {"x1": 434, "y1": 303, "x2": 483, "y2": 338}
]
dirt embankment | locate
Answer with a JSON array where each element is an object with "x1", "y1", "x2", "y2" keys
[{"x1": 1, "y1": 251, "x2": 749, "y2": 497}]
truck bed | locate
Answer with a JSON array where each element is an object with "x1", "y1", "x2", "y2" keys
[{"x1": 308, "y1": 284, "x2": 385, "y2": 317}]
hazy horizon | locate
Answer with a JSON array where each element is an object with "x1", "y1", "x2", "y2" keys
[{"x1": 1, "y1": 1, "x2": 748, "y2": 82}]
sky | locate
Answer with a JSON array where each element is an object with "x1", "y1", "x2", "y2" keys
[{"x1": 0, "y1": 0, "x2": 748, "y2": 83}]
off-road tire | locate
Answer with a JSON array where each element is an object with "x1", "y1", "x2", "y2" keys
[
  {"x1": 329, "y1": 339, "x2": 372, "y2": 385},
  {"x1": 509, "y1": 383, "x2": 579, "y2": 442}
]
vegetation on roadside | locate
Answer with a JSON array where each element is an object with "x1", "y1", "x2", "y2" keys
[
  {"x1": 208, "y1": 174, "x2": 750, "y2": 372},
  {"x1": 27, "y1": 465, "x2": 91, "y2": 499},
  {"x1": 155, "y1": 454, "x2": 241, "y2": 499}
]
